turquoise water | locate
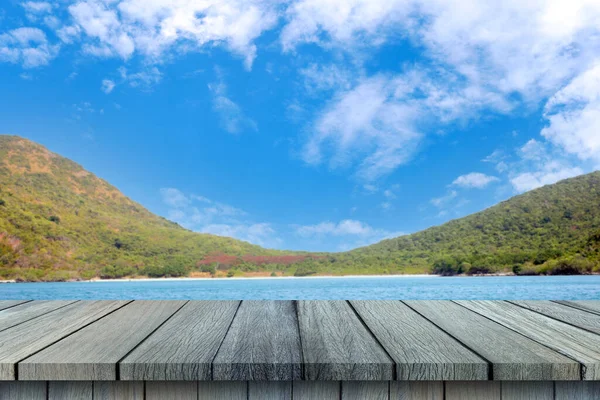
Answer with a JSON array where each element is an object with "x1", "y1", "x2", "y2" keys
[{"x1": 1, "y1": 275, "x2": 599, "y2": 300}]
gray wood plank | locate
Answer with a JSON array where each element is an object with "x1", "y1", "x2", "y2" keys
[
  {"x1": 120, "y1": 301, "x2": 239, "y2": 380},
  {"x1": 457, "y1": 300, "x2": 600, "y2": 380},
  {"x1": 93, "y1": 381, "x2": 144, "y2": 400},
  {"x1": 19, "y1": 300, "x2": 186, "y2": 380},
  {"x1": 510, "y1": 301, "x2": 600, "y2": 335},
  {"x1": 48, "y1": 382, "x2": 92, "y2": 400},
  {"x1": 556, "y1": 301, "x2": 600, "y2": 316},
  {"x1": 146, "y1": 382, "x2": 196, "y2": 400},
  {"x1": 249, "y1": 382, "x2": 292, "y2": 400},
  {"x1": 342, "y1": 381, "x2": 389, "y2": 400},
  {"x1": 0, "y1": 300, "x2": 127, "y2": 380},
  {"x1": 297, "y1": 301, "x2": 394, "y2": 380},
  {"x1": 198, "y1": 382, "x2": 247, "y2": 400},
  {"x1": 0, "y1": 300, "x2": 77, "y2": 332},
  {"x1": 0, "y1": 300, "x2": 30, "y2": 312},
  {"x1": 390, "y1": 382, "x2": 443, "y2": 400},
  {"x1": 293, "y1": 381, "x2": 340, "y2": 400},
  {"x1": 351, "y1": 301, "x2": 487, "y2": 380},
  {"x1": 445, "y1": 382, "x2": 501, "y2": 400},
  {"x1": 501, "y1": 382, "x2": 553, "y2": 400},
  {"x1": 405, "y1": 301, "x2": 580, "y2": 380},
  {"x1": 213, "y1": 301, "x2": 302, "y2": 380},
  {"x1": 0, "y1": 382, "x2": 46, "y2": 400},
  {"x1": 555, "y1": 382, "x2": 600, "y2": 400}
]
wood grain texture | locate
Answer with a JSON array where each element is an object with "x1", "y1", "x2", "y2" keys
[
  {"x1": 249, "y1": 382, "x2": 292, "y2": 400},
  {"x1": 213, "y1": 301, "x2": 302, "y2": 380},
  {"x1": 93, "y1": 381, "x2": 144, "y2": 400},
  {"x1": 293, "y1": 381, "x2": 340, "y2": 400},
  {"x1": 445, "y1": 381, "x2": 501, "y2": 400},
  {"x1": 510, "y1": 301, "x2": 600, "y2": 335},
  {"x1": 342, "y1": 381, "x2": 388, "y2": 400},
  {"x1": 120, "y1": 301, "x2": 239, "y2": 380},
  {"x1": 501, "y1": 382, "x2": 553, "y2": 400},
  {"x1": 456, "y1": 300, "x2": 600, "y2": 380},
  {"x1": 198, "y1": 382, "x2": 247, "y2": 400},
  {"x1": 0, "y1": 301, "x2": 30, "y2": 312},
  {"x1": 0, "y1": 300, "x2": 127, "y2": 380},
  {"x1": 390, "y1": 382, "x2": 443, "y2": 400},
  {"x1": 556, "y1": 301, "x2": 600, "y2": 316},
  {"x1": 19, "y1": 300, "x2": 186, "y2": 381},
  {"x1": 0, "y1": 382, "x2": 45, "y2": 400},
  {"x1": 298, "y1": 301, "x2": 394, "y2": 380},
  {"x1": 555, "y1": 382, "x2": 600, "y2": 400},
  {"x1": 48, "y1": 381, "x2": 92, "y2": 400},
  {"x1": 351, "y1": 301, "x2": 487, "y2": 380},
  {"x1": 146, "y1": 382, "x2": 197, "y2": 400},
  {"x1": 405, "y1": 301, "x2": 580, "y2": 381},
  {"x1": 0, "y1": 300, "x2": 77, "y2": 332}
]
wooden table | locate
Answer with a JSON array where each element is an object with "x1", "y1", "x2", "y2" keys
[{"x1": 0, "y1": 300, "x2": 599, "y2": 399}]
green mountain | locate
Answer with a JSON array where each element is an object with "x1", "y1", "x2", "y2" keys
[
  {"x1": 1, "y1": 135, "x2": 599, "y2": 281},
  {"x1": 322, "y1": 171, "x2": 600, "y2": 276},
  {"x1": 0, "y1": 135, "x2": 292, "y2": 281}
]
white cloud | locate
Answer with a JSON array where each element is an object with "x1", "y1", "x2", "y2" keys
[
  {"x1": 160, "y1": 187, "x2": 279, "y2": 247},
  {"x1": 0, "y1": 27, "x2": 59, "y2": 68},
  {"x1": 510, "y1": 164, "x2": 584, "y2": 193},
  {"x1": 430, "y1": 190, "x2": 457, "y2": 207},
  {"x1": 160, "y1": 188, "x2": 191, "y2": 208},
  {"x1": 452, "y1": 172, "x2": 499, "y2": 189},
  {"x1": 297, "y1": 219, "x2": 378, "y2": 237},
  {"x1": 118, "y1": 66, "x2": 162, "y2": 88},
  {"x1": 101, "y1": 79, "x2": 115, "y2": 93},
  {"x1": 541, "y1": 63, "x2": 600, "y2": 162},
  {"x1": 208, "y1": 77, "x2": 257, "y2": 134},
  {"x1": 22, "y1": 2, "x2": 53, "y2": 14},
  {"x1": 200, "y1": 223, "x2": 280, "y2": 247},
  {"x1": 65, "y1": 0, "x2": 280, "y2": 69},
  {"x1": 300, "y1": 63, "x2": 353, "y2": 93}
]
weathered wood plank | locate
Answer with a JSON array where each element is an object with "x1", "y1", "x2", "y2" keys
[
  {"x1": 48, "y1": 381, "x2": 92, "y2": 400},
  {"x1": 510, "y1": 301, "x2": 600, "y2": 335},
  {"x1": 556, "y1": 301, "x2": 600, "y2": 316},
  {"x1": 197, "y1": 382, "x2": 247, "y2": 399},
  {"x1": 213, "y1": 301, "x2": 302, "y2": 380},
  {"x1": 457, "y1": 300, "x2": 600, "y2": 380},
  {"x1": 445, "y1": 381, "x2": 501, "y2": 400},
  {"x1": 146, "y1": 382, "x2": 196, "y2": 400},
  {"x1": 93, "y1": 381, "x2": 144, "y2": 400},
  {"x1": 297, "y1": 301, "x2": 394, "y2": 380},
  {"x1": 351, "y1": 301, "x2": 487, "y2": 380},
  {"x1": 19, "y1": 300, "x2": 186, "y2": 380},
  {"x1": 293, "y1": 381, "x2": 340, "y2": 400},
  {"x1": 249, "y1": 382, "x2": 292, "y2": 400},
  {"x1": 0, "y1": 301, "x2": 30, "y2": 312},
  {"x1": 390, "y1": 382, "x2": 443, "y2": 400},
  {"x1": 0, "y1": 300, "x2": 127, "y2": 380},
  {"x1": 120, "y1": 301, "x2": 239, "y2": 380},
  {"x1": 0, "y1": 300, "x2": 77, "y2": 332},
  {"x1": 0, "y1": 382, "x2": 46, "y2": 400},
  {"x1": 555, "y1": 382, "x2": 600, "y2": 400},
  {"x1": 342, "y1": 381, "x2": 389, "y2": 400},
  {"x1": 501, "y1": 382, "x2": 553, "y2": 400},
  {"x1": 405, "y1": 301, "x2": 580, "y2": 380}
]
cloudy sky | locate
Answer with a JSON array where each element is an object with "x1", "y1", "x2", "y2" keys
[{"x1": 1, "y1": 0, "x2": 600, "y2": 251}]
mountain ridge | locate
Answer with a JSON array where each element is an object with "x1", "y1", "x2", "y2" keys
[{"x1": 1, "y1": 135, "x2": 599, "y2": 281}]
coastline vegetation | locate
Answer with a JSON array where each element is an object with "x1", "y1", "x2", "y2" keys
[{"x1": 1, "y1": 135, "x2": 599, "y2": 282}]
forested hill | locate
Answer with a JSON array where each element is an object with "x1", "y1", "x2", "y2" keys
[
  {"x1": 1, "y1": 135, "x2": 599, "y2": 281},
  {"x1": 322, "y1": 171, "x2": 600, "y2": 275},
  {"x1": 0, "y1": 135, "x2": 294, "y2": 281}
]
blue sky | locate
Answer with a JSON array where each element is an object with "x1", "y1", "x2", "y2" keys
[{"x1": 1, "y1": 1, "x2": 600, "y2": 251}]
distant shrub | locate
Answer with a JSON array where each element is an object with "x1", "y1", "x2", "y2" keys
[
  {"x1": 466, "y1": 265, "x2": 491, "y2": 275},
  {"x1": 200, "y1": 264, "x2": 216, "y2": 275},
  {"x1": 48, "y1": 215, "x2": 60, "y2": 223},
  {"x1": 0, "y1": 199, "x2": 5, "y2": 206},
  {"x1": 227, "y1": 270, "x2": 235, "y2": 278},
  {"x1": 543, "y1": 257, "x2": 594, "y2": 275},
  {"x1": 431, "y1": 257, "x2": 463, "y2": 276},
  {"x1": 294, "y1": 265, "x2": 316, "y2": 277},
  {"x1": 270, "y1": 271, "x2": 277, "y2": 277}
]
